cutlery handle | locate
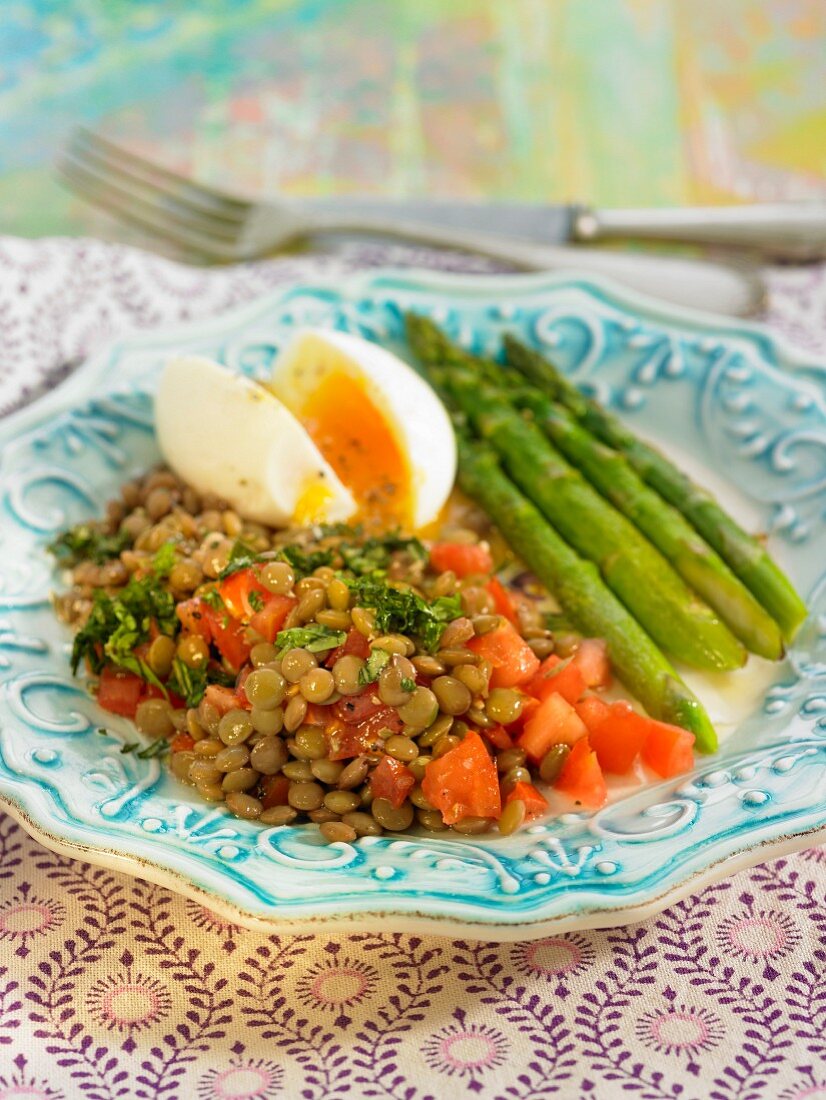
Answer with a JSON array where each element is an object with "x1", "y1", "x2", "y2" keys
[
  {"x1": 576, "y1": 203, "x2": 826, "y2": 260},
  {"x1": 307, "y1": 212, "x2": 763, "y2": 316}
]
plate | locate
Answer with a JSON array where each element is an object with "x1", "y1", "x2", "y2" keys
[{"x1": 1, "y1": 268, "x2": 825, "y2": 941}]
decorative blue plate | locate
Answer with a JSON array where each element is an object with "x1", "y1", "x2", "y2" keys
[{"x1": 1, "y1": 269, "x2": 824, "y2": 941}]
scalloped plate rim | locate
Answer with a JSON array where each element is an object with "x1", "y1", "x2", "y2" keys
[{"x1": 1, "y1": 264, "x2": 824, "y2": 941}]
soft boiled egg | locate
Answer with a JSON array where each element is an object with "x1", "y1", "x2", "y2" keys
[
  {"x1": 269, "y1": 328, "x2": 457, "y2": 529},
  {"x1": 155, "y1": 355, "x2": 357, "y2": 527}
]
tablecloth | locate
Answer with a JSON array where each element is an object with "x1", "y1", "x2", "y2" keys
[{"x1": 1, "y1": 238, "x2": 825, "y2": 1100}]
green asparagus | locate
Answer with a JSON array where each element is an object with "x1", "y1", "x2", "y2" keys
[
  {"x1": 514, "y1": 390, "x2": 784, "y2": 660},
  {"x1": 504, "y1": 335, "x2": 807, "y2": 642},
  {"x1": 455, "y1": 434, "x2": 717, "y2": 750},
  {"x1": 412, "y1": 345, "x2": 746, "y2": 670}
]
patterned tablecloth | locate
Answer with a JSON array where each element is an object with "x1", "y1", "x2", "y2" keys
[{"x1": 1, "y1": 239, "x2": 825, "y2": 1100}]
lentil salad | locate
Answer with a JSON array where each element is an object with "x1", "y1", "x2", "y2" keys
[{"x1": 51, "y1": 466, "x2": 696, "y2": 841}]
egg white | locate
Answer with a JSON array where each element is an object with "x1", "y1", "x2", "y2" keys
[{"x1": 155, "y1": 355, "x2": 356, "y2": 526}]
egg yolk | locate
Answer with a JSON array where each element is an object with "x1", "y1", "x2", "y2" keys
[{"x1": 299, "y1": 370, "x2": 411, "y2": 528}]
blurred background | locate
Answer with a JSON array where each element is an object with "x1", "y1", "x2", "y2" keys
[{"x1": 2, "y1": 0, "x2": 824, "y2": 240}]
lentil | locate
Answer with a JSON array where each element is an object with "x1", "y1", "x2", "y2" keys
[
  {"x1": 218, "y1": 709, "x2": 254, "y2": 746},
  {"x1": 225, "y1": 791, "x2": 263, "y2": 819},
  {"x1": 320, "y1": 821, "x2": 358, "y2": 843},
  {"x1": 135, "y1": 699, "x2": 174, "y2": 738},
  {"x1": 498, "y1": 799, "x2": 527, "y2": 836},
  {"x1": 333, "y1": 655, "x2": 365, "y2": 695},
  {"x1": 431, "y1": 675, "x2": 472, "y2": 716},
  {"x1": 282, "y1": 648, "x2": 317, "y2": 683},
  {"x1": 244, "y1": 668, "x2": 287, "y2": 709},
  {"x1": 250, "y1": 737, "x2": 288, "y2": 774},
  {"x1": 341, "y1": 811, "x2": 383, "y2": 837},
  {"x1": 485, "y1": 688, "x2": 525, "y2": 725},
  {"x1": 260, "y1": 561, "x2": 295, "y2": 595},
  {"x1": 288, "y1": 781, "x2": 325, "y2": 811},
  {"x1": 259, "y1": 805, "x2": 298, "y2": 826},
  {"x1": 299, "y1": 667, "x2": 335, "y2": 704},
  {"x1": 539, "y1": 743, "x2": 571, "y2": 783}
]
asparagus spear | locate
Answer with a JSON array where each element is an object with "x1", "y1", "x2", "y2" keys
[
  {"x1": 455, "y1": 433, "x2": 717, "y2": 750},
  {"x1": 514, "y1": 390, "x2": 784, "y2": 660},
  {"x1": 504, "y1": 335, "x2": 808, "y2": 642},
  {"x1": 407, "y1": 327, "x2": 746, "y2": 671}
]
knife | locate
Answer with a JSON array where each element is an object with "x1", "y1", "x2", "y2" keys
[{"x1": 300, "y1": 198, "x2": 826, "y2": 261}]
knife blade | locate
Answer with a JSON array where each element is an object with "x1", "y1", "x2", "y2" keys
[{"x1": 298, "y1": 197, "x2": 578, "y2": 246}]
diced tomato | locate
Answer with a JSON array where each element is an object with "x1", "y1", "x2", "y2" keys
[
  {"x1": 481, "y1": 724, "x2": 514, "y2": 751},
  {"x1": 505, "y1": 780, "x2": 549, "y2": 820},
  {"x1": 538, "y1": 660, "x2": 587, "y2": 705},
  {"x1": 511, "y1": 694, "x2": 540, "y2": 734},
  {"x1": 176, "y1": 598, "x2": 211, "y2": 641},
  {"x1": 575, "y1": 695, "x2": 612, "y2": 728},
  {"x1": 468, "y1": 621, "x2": 540, "y2": 689},
  {"x1": 554, "y1": 736, "x2": 607, "y2": 809},
  {"x1": 260, "y1": 775, "x2": 291, "y2": 809},
  {"x1": 325, "y1": 628, "x2": 371, "y2": 667},
  {"x1": 204, "y1": 684, "x2": 245, "y2": 715},
  {"x1": 334, "y1": 689, "x2": 388, "y2": 725},
  {"x1": 170, "y1": 732, "x2": 195, "y2": 753},
  {"x1": 486, "y1": 577, "x2": 518, "y2": 624},
  {"x1": 518, "y1": 692, "x2": 588, "y2": 763},
  {"x1": 576, "y1": 698, "x2": 647, "y2": 775},
  {"x1": 573, "y1": 638, "x2": 611, "y2": 689},
  {"x1": 525, "y1": 654, "x2": 562, "y2": 698},
  {"x1": 641, "y1": 719, "x2": 695, "y2": 778},
  {"x1": 141, "y1": 683, "x2": 186, "y2": 709},
  {"x1": 303, "y1": 702, "x2": 331, "y2": 727},
  {"x1": 328, "y1": 721, "x2": 381, "y2": 761},
  {"x1": 429, "y1": 541, "x2": 493, "y2": 578},
  {"x1": 218, "y1": 568, "x2": 273, "y2": 622},
  {"x1": 248, "y1": 595, "x2": 296, "y2": 643},
  {"x1": 421, "y1": 729, "x2": 501, "y2": 825},
  {"x1": 370, "y1": 755, "x2": 416, "y2": 809},
  {"x1": 97, "y1": 666, "x2": 143, "y2": 717},
  {"x1": 201, "y1": 604, "x2": 251, "y2": 670}
]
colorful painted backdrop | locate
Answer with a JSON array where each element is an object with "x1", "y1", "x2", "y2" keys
[{"x1": 1, "y1": 0, "x2": 824, "y2": 239}]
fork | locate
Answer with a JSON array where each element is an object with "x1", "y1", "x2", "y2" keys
[{"x1": 57, "y1": 127, "x2": 765, "y2": 316}]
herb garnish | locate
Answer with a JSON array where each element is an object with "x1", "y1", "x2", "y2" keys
[
  {"x1": 358, "y1": 647, "x2": 391, "y2": 686},
  {"x1": 339, "y1": 533, "x2": 426, "y2": 576},
  {"x1": 151, "y1": 541, "x2": 177, "y2": 577},
  {"x1": 218, "y1": 540, "x2": 260, "y2": 579},
  {"x1": 346, "y1": 576, "x2": 461, "y2": 652},
  {"x1": 167, "y1": 657, "x2": 208, "y2": 707},
  {"x1": 277, "y1": 545, "x2": 335, "y2": 575},
  {"x1": 120, "y1": 737, "x2": 170, "y2": 759},
  {"x1": 71, "y1": 574, "x2": 178, "y2": 684},
  {"x1": 274, "y1": 624, "x2": 347, "y2": 655},
  {"x1": 48, "y1": 524, "x2": 129, "y2": 566}
]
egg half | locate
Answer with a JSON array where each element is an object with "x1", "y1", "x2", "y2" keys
[
  {"x1": 270, "y1": 328, "x2": 457, "y2": 529},
  {"x1": 155, "y1": 355, "x2": 357, "y2": 527}
]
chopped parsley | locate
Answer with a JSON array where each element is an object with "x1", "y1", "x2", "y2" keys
[
  {"x1": 48, "y1": 523, "x2": 129, "y2": 566},
  {"x1": 346, "y1": 576, "x2": 462, "y2": 652},
  {"x1": 71, "y1": 574, "x2": 178, "y2": 685},
  {"x1": 167, "y1": 657, "x2": 208, "y2": 707},
  {"x1": 201, "y1": 588, "x2": 226, "y2": 611},
  {"x1": 339, "y1": 533, "x2": 427, "y2": 577},
  {"x1": 120, "y1": 737, "x2": 170, "y2": 759},
  {"x1": 248, "y1": 590, "x2": 265, "y2": 613},
  {"x1": 400, "y1": 676, "x2": 416, "y2": 692},
  {"x1": 151, "y1": 541, "x2": 178, "y2": 578},
  {"x1": 218, "y1": 540, "x2": 260, "y2": 579},
  {"x1": 274, "y1": 624, "x2": 347, "y2": 655},
  {"x1": 358, "y1": 647, "x2": 392, "y2": 686},
  {"x1": 277, "y1": 544, "x2": 335, "y2": 575}
]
